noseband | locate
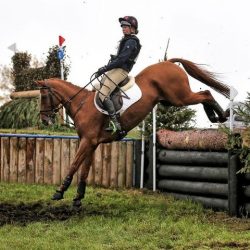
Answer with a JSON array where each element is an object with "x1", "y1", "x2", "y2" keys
[
  {"x1": 39, "y1": 86, "x2": 63, "y2": 124},
  {"x1": 39, "y1": 84, "x2": 88, "y2": 124},
  {"x1": 40, "y1": 87, "x2": 61, "y2": 112}
]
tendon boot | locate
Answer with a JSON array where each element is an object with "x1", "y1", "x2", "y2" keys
[
  {"x1": 51, "y1": 175, "x2": 73, "y2": 200},
  {"x1": 72, "y1": 181, "x2": 87, "y2": 207},
  {"x1": 102, "y1": 97, "x2": 122, "y2": 133}
]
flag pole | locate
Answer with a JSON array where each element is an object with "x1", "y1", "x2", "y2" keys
[
  {"x1": 60, "y1": 49, "x2": 64, "y2": 81},
  {"x1": 58, "y1": 35, "x2": 69, "y2": 125}
]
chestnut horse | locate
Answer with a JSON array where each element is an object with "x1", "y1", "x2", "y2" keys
[{"x1": 37, "y1": 58, "x2": 230, "y2": 206}]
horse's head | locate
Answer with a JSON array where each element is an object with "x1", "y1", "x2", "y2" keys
[{"x1": 36, "y1": 80, "x2": 61, "y2": 125}]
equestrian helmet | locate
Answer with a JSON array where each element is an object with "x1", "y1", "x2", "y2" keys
[{"x1": 119, "y1": 16, "x2": 138, "y2": 31}]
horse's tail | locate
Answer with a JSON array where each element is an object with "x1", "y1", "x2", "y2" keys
[{"x1": 168, "y1": 58, "x2": 230, "y2": 99}]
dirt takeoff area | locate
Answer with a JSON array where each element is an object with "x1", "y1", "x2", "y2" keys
[{"x1": 0, "y1": 202, "x2": 103, "y2": 226}]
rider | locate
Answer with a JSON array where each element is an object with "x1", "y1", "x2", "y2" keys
[{"x1": 95, "y1": 16, "x2": 141, "y2": 133}]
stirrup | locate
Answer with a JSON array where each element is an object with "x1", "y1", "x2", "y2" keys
[{"x1": 105, "y1": 120, "x2": 121, "y2": 134}]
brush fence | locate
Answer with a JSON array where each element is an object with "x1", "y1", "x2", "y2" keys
[
  {"x1": 0, "y1": 134, "x2": 134, "y2": 188},
  {"x1": 149, "y1": 129, "x2": 250, "y2": 217}
]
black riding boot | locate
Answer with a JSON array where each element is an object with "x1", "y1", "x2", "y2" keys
[{"x1": 102, "y1": 97, "x2": 122, "y2": 132}]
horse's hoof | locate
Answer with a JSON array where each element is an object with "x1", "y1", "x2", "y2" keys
[
  {"x1": 51, "y1": 190, "x2": 64, "y2": 200},
  {"x1": 72, "y1": 199, "x2": 82, "y2": 207},
  {"x1": 219, "y1": 117, "x2": 227, "y2": 123},
  {"x1": 225, "y1": 108, "x2": 230, "y2": 117}
]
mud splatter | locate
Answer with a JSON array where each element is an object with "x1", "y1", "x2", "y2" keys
[{"x1": 0, "y1": 202, "x2": 83, "y2": 226}]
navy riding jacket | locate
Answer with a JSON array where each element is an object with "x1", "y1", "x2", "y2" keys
[{"x1": 105, "y1": 35, "x2": 141, "y2": 73}]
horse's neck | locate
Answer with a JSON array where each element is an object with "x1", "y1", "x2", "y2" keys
[
  {"x1": 53, "y1": 81, "x2": 87, "y2": 102},
  {"x1": 51, "y1": 80, "x2": 89, "y2": 113}
]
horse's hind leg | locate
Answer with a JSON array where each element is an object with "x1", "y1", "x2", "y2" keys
[
  {"x1": 203, "y1": 101, "x2": 228, "y2": 123},
  {"x1": 182, "y1": 90, "x2": 228, "y2": 123}
]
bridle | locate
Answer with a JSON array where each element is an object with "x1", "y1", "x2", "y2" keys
[
  {"x1": 39, "y1": 74, "x2": 99, "y2": 124},
  {"x1": 39, "y1": 86, "x2": 63, "y2": 124}
]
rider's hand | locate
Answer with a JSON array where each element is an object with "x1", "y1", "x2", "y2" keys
[{"x1": 95, "y1": 66, "x2": 107, "y2": 78}]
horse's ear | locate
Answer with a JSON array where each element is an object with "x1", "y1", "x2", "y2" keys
[{"x1": 34, "y1": 80, "x2": 45, "y2": 87}]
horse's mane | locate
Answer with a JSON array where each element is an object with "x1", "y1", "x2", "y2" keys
[{"x1": 48, "y1": 78, "x2": 88, "y2": 92}]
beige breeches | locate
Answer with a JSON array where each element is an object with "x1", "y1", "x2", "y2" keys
[{"x1": 99, "y1": 68, "x2": 128, "y2": 102}]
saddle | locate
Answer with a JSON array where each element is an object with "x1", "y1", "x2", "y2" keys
[{"x1": 94, "y1": 76, "x2": 136, "y2": 114}]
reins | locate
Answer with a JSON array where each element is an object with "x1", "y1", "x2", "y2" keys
[
  {"x1": 39, "y1": 74, "x2": 99, "y2": 125},
  {"x1": 39, "y1": 71, "x2": 130, "y2": 124},
  {"x1": 40, "y1": 74, "x2": 97, "y2": 113}
]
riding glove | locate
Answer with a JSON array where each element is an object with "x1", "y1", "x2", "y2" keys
[{"x1": 95, "y1": 66, "x2": 108, "y2": 77}]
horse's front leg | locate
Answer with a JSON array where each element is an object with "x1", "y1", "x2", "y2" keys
[
  {"x1": 52, "y1": 138, "x2": 95, "y2": 201},
  {"x1": 72, "y1": 152, "x2": 94, "y2": 207}
]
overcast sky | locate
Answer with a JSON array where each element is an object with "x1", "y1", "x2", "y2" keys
[{"x1": 1, "y1": 0, "x2": 250, "y2": 128}]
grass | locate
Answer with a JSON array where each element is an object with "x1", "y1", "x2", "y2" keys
[{"x1": 0, "y1": 183, "x2": 250, "y2": 249}]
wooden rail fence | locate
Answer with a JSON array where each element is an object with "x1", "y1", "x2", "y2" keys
[{"x1": 0, "y1": 134, "x2": 135, "y2": 188}]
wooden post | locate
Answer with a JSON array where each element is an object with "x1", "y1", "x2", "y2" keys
[
  {"x1": 9, "y1": 137, "x2": 18, "y2": 183},
  {"x1": 118, "y1": 142, "x2": 126, "y2": 187},
  {"x1": 1, "y1": 137, "x2": 10, "y2": 182},
  {"x1": 126, "y1": 141, "x2": 134, "y2": 188},
  {"x1": 26, "y1": 138, "x2": 36, "y2": 183},
  {"x1": 53, "y1": 138, "x2": 61, "y2": 185},
  {"x1": 44, "y1": 138, "x2": 53, "y2": 184},
  {"x1": 87, "y1": 154, "x2": 95, "y2": 185},
  {"x1": 18, "y1": 138, "x2": 26, "y2": 183},
  {"x1": 110, "y1": 142, "x2": 119, "y2": 188},
  {"x1": 61, "y1": 139, "x2": 70, "y2": 181},
  {"x1": 70, "y1": 139, "x2": 79, "y2": 185},
  {"x1": 35, "y1": 138, "x2": 45, "y2": 184},
  {"x1": 102, "y1": 143, "x2": 111, "y2": 187},
  {"x1": 94, "y1": 144, "x2": 103, "y2": 186}
]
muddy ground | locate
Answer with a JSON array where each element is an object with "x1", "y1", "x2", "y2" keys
[
  {"x1": 0, "y1": 202, "x2": 80, "y2": 226},
  {"x1": 0, "y1": 202, "x2": 108, "y2": 226},
  {"x1": 1, "y1": 202, "x2": 250, "y2": 230}
]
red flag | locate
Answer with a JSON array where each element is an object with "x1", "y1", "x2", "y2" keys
[{"x1": 59, "y1": 35, "x2": 65, "y2": 46}]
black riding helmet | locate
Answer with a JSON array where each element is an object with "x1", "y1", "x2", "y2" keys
[{"x1": 119, "y1": 16, "x2": 138, "y2": 34}]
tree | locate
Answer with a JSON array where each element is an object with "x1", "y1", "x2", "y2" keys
[
  {"x1": 0, "y1": 45, "x2": 70, "y2": 129},
  {"x1": 225, "y1": 92, "x2": 250, "y2": 173},
  {"x1": 143, "y1": 103, "x2": 196, "y2": 136},
  {"x1": 235, "y1": 92, "x2": 250, "y2": 125},
  {"x1": 0, "y1": 65, "x2": 14, "y2": 106}
]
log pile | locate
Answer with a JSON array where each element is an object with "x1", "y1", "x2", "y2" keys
[
  {"x1": 157, "y1": 129, "x2": 228, "y2": 151},
  {"x1": 10, "y1": 90, "x2": 40, "y2": 99}
]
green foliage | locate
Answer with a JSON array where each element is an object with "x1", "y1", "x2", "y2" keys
[
  {"x1": 0, "y1": 45, "x2": 71, "y2": 129},
  {"x1": 235, "y1": 92, "x2": 250, "y2": 125},
  {"x1": 14, "y1": 67, "x2": 47, "y2": 91},
  {"x1": 0, "y1": 98, "x2": 40, "y2": 128},
  {"x1": 223, "y1": 92, "x2": 250, "y2": 172},
  {"x1": 44, "y1": 45, "x2": 70, "y2": 79},
  {"x1": 0, "y1": 97, "x2": 75, "y2": 130},
  {"x1": 143, "y1": 104, "x2": 196, "y2": 136},
  {"x1": 39, "y1": 123, "x2": 76, "y2": 133},
  {"x1": 12, "y1": 45, "x2": 70, "y2": 91},
  {"x1": 12, "y1": 52, "x2": 31, "y2": 74}
]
